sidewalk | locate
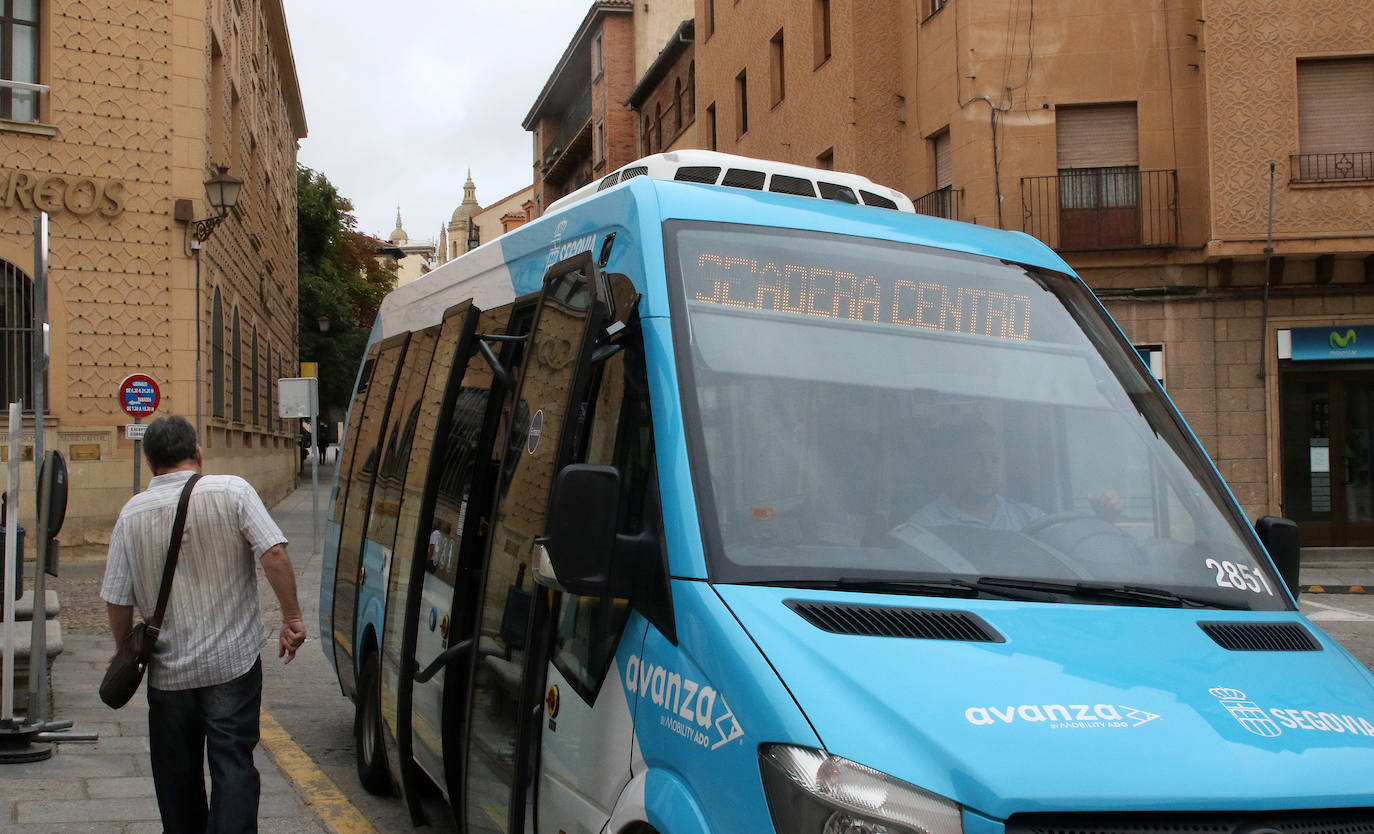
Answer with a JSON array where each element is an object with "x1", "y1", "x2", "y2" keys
[{"x1": 0, "y1": 459, "x2": 337, "y2": 833}]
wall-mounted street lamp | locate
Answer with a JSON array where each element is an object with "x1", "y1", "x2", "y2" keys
[
  {"x1": 193, "y1": 166, "x2": 244, "y2": 241},
  {"x1": 176, "y1": 165, "x2": 245, "y2": 442},
  {"x1": 317, "y1": 315, "x2": 330, "y2": 333}
]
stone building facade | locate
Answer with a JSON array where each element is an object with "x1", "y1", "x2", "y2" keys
[
  {"x1": 694, "y1": 0, "x2": 1374, "y2": 545},
  {"x1": 0, "y1": 0, "x2": 306, "y2": 556}
]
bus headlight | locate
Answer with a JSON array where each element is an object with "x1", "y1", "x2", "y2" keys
[{"x1": 759, "y1": 744, "x2": 964, "y2": 834}]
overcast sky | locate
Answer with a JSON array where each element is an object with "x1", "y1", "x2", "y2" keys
[{"x1": 283, "y1": 2, "x2": 592, "y2": 243}]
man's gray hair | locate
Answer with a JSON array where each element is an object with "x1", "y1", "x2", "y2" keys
[{"x1": 143, "y1": 415, "x2": 199, "y2": 470}]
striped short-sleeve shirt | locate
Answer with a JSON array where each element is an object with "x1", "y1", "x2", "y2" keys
[{"x1": 100, "y1": 470, "x2": 288, "y2": 690}]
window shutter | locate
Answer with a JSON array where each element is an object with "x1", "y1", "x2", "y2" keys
[
  {"x1": 934, "y1": 131, "x2": 952, "y2": 189},
  {"x1": 1298, "y1": 58, "x2": 1374, "y2": 153},
  {"x1": 1056, "y1": 104, "x2": 1139, "y2": 168}
]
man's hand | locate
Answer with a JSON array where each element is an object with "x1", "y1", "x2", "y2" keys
[{"x1": 279, "y1": 617, "x2": 307, "y2": 664}]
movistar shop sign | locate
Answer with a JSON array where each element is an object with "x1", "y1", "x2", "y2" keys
[{"x1": 1291, "y1": 325, "x2": 1374, "y2": 361}]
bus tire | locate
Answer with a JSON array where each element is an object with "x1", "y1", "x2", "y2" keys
[{"x1": 354, "y1": 651, "x2": 392, "y2": 795}]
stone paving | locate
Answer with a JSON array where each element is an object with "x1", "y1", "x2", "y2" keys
[{"x1": 0, "y1": 468, "x2": 330, "y2": 833}]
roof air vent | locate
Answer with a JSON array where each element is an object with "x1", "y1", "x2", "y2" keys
[
  {"x1": 819, "y1": 182, "x2": 859, "y2": 203},
  {"x1": 674, "y1": 166, "x2": 721, "y2": 184},
  {"x1": 787, "y1": 601, "x2": 1004, "y2": 642},
  {"x1": 768, "y1": 174, "x2": 817, "y2": 197},
  {"x1": 1199, "y1": 621, "x2": 1321, "y2": 651},
  {"x1": 859, "y1": 190, "x2": 899, "y2": 210},
  {"x1": 721, "y1": 168, "x2": 766, "y2": 190},
  {"x1": 597, "y1": 173, "x2": 621, "y2": 191},
  {"x1": 620, "y1": 166, "x2": 649, "y2": 181}
]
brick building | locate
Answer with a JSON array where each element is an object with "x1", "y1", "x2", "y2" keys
[
  {"x1": 0, "y1": 0, "x2": 306, "y2": 555},
  {"x1": 694, "y1": 0, "x2": 1374, "y2": 545},
  {"x1": 628, "y1": 19, "x2": 697, "y2": 155},
  {"x1": 524, "y1": 0, "x2": 696, "y2": 216}
]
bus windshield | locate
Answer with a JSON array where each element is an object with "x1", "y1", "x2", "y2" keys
[{"x1": 667, "y1": 221, "x2": 1289, "y2": 611}]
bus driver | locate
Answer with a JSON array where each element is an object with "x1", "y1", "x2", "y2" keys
[{"x1": 903, "y1": 419, "x2": 1122, "y2": 533}]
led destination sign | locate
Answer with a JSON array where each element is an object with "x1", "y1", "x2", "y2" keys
[{"x1": 689, "y1": 251, "x2": 1034, "y2": 342}]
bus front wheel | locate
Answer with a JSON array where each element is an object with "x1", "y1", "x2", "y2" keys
[{"x1": 354, "y1": 651, "x2": 393, "y2": 795}]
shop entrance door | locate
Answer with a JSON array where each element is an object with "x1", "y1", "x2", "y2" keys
[{"x1": 1280, "y1": 372, "x2": 1374, "y2": 546}]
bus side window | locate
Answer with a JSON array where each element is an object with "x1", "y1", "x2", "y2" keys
[{"x1": 551, "y1": 329, "x2": 654, "y2": 701}]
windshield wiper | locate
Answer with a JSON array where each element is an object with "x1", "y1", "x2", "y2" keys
[
  {"x1": 743, "y1": 578, "x2": 981, "y2": 599},
  {"x1": 966, "y1": 576, "x2": 1249, "y2": 609}
]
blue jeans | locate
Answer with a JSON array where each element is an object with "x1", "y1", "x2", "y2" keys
[{"x1": 147, "y1": 659, "x2": 262, "y2": 834}]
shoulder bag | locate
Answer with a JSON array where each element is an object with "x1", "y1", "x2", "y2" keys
[{"x1": 99, "y1": 474, "x2": 201, "y2": 709}]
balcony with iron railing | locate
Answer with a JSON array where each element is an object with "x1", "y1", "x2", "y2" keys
[
  {"x1": 1020, "y1": 168, "x2": 1178, "y2": 251},
  {"x1": 913, "y1": 185, "x2": 962, "y2": 220},
  {"x1": 1290, "y1": 152, "x2": 1374, "y2": 184},
  {"x1": 540, "y1": 90, "x2": 593, "y2": 175}
]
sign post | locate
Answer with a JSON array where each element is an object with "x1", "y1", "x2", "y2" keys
[
  {"x1": 279, "y1": 378, "x2": 320, "y2": 553},
  {"x1": 119, "y1": 374, "x2": 160, "y2": 494}
]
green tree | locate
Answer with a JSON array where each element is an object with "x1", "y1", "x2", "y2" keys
[{"x1": 297, "y1": 165, "x2": 396, "y2": 421}]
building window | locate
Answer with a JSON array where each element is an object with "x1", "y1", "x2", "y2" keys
[
  {"x1": 642, "y1": 113, "x2": 652, "y2": 154},
  {"x1": 1, "y1": 259, "x2": 34, "y2": 409},
  {"x1": 915, "y1": 129, "x2": 957, "y2": 219},
  {"x1": 817, "y1": 147, "x2": 834, "y2": 170},
  {"x1": 674, "y1": 78, "x2": 683, "y2": 132},
  {"x1": 595, "y1": 118, "x2": 605, "y2": 164},
  {"x1": 592, "y1": 31, "x2": 603, "y2": 77},
  {"x1": 736, "y1": 69, "x2": 748, "y2": 136},
  {"x1": 706, "y1": 101, "x2": 716, "y2": 150},
  {"x1": 251, "y1": 325, "x2": 259, "y2": 426},
  {"x1": 232, "y1": 306, "x2": 242, "y2": 422},
  {"x1": 212, "y1": 289, "x2": 224, "y2": 419},
  {"x1": 813, "y1": 0, "x2": 831, "y2": 67},
  {"x1": 1294, "y1": 57, "x2": 1374, "y2": 183},
  {"x1": 654, "y1": 101, "x2": 663, "y2": 150},
  {"x1": 1055, "y1": 103, "x2": 1141, "y2": 249},
  {"x1": 266, "y1": 341, "x2": 273, "y2": 428},
  {"x1": 770, "y1": 29, "x2": 785, "y2": 106},
  {"x1": 705, "y1": 0, "x2": 714, "y2": 40},
  {"x1": 925, "y1": 0, "x2": 947, "y2": 19},
  {"x1": 687, "y1": 61, "x2": 696, "y2": 116},
  {"x1": 1, "y1": 0, "x2": 41, "y2": 122}
]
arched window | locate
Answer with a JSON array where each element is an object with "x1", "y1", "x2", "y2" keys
[
  {"x1": 211, "y1": 289, "x2": 224, "y2": 418},
  {"x1": 266, "y1": 341, "x2": 273, "y2": 429},
  {"x1": 1, "y1": 260, "x2": 35, "y2": 409},
  {"x1": 654, "y1": 102, "x2": 663, "y2": 151},
  {"x1": 232, "y1": 306, "x2": 242, "y2": 422},
  {"x1": 687, "y1": 62, "x2": 696, "y2": 117},
  {"x1": 674, "y1": 78, "x2": 683, "y2": 132},
  {"x1": 643, "y1": 114, "x2": 652, "y2": 154},
  {"x1": 251, "y1": 324, "x2": 259, "y2": 426}
]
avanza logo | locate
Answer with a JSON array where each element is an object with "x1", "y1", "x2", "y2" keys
[
  {"x1": 964, "y1": 703, "x2": 1161, "y2": 729},
  {"x1": 625, "y1": 655, "x2": 745, "y2": 751}
]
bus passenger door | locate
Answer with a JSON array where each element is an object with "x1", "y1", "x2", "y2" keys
[
  {"x1": 537, "y1": 302, "x2": 655, "y2": 834},
  {"x1": 400, "y1": 303, "x2": 508, "y2": 801},
  {"x1": 462, "y1": 254, "x2": 609, "y2": 834},
  {"x1": 331, "y1": 334, "x2": 409, "y2": 698}
]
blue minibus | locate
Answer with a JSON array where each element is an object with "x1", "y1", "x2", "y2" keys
[{"x1": 320, "y1": 151, "x2": 1374, "y2": 834}]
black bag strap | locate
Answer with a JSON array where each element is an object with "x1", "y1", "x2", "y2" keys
[{"x1": 143, "y1": 473, "x2": 201, "y2": 647}]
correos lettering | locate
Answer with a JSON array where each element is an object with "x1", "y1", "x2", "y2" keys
[{"x1": 0, "y1": 169, "x2": 126, "y2": 217}]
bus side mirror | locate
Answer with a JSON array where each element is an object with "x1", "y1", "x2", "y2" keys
[
  {"x1": 535, "y1": 464, "x2": 621, "y2": 597},
  {"x1": 1255, "y1": 516, "x2": 1300, "y2": 598}
]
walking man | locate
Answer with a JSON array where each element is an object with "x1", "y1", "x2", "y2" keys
[{"x1": 100, "y1": 415, "x2": 307, "y2": 833}]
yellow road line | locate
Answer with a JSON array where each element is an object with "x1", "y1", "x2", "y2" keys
[{"x1": 260, "y1": 708, "x2": 379, "y2": 834}]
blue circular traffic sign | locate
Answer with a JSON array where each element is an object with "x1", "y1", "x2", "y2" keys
[{"x1": 119, "y1": 374, "x2": 160, "y2": 418}]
